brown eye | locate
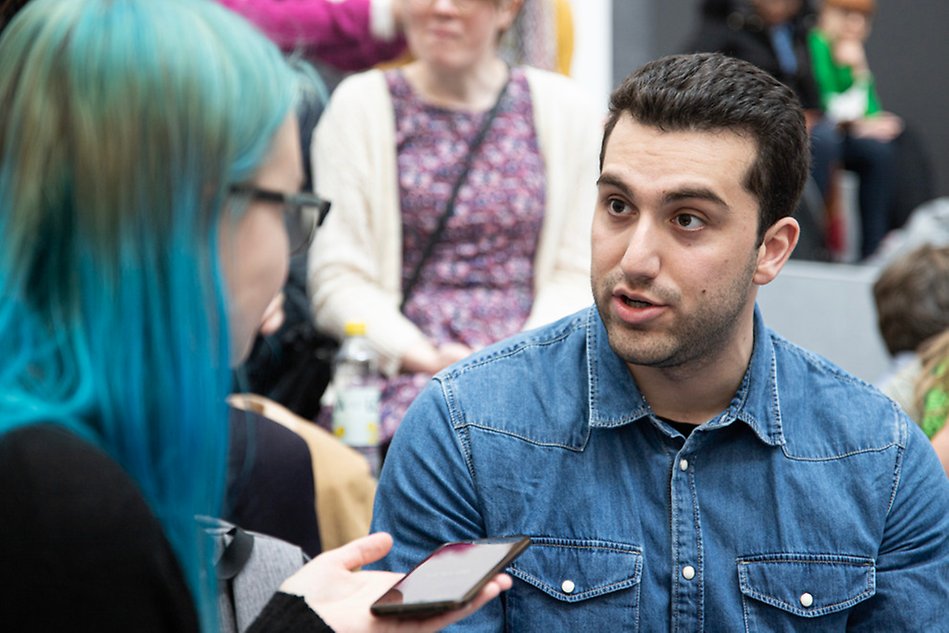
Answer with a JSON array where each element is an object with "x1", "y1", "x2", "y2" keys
[
  {"x1": 608, "y1": 199, "x2": 629, "y2": 215},
  {"x1": 674, "y1": 214, "x2": 706, "y2": 230}
]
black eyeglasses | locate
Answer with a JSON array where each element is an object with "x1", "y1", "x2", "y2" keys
[{"x1": 228, "y1": 184, "x2": 331, "y2": 254}]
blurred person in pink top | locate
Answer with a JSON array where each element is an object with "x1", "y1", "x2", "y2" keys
[{"x1": 217, "y1": 0, "x2": 406, "y2": 70}]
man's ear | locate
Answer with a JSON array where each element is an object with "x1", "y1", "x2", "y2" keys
[{"x1": 753, "y1": 217, "x2": 799, "y2": 286}]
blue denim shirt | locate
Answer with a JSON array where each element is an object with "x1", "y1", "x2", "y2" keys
[{"x1": 370, "y1": 306, "x2": 949, "y2": 631}]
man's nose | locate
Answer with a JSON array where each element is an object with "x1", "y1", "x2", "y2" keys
[{"x1": 619, "y1": 217, "x2": 661, "y2": 280}]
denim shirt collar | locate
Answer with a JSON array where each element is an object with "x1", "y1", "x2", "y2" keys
[{"x1": 585, "y1": 304, "x2": 785, "y2": 446}]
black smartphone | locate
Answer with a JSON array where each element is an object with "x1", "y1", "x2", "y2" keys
[{"x1": 370, "y1": 536, "x2": 530, "y2": 618}]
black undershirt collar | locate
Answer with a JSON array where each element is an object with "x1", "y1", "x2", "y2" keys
[{"x1": 657, "y1": 416, "x2": 699, "y2": 439}]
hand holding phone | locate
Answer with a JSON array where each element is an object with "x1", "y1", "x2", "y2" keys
[
  {"x1": 371, "y1": 536, "x2": 530, "y2": 618},
  {"x1": 279, "y1": 532, "x2": 514, "y2": 632}
]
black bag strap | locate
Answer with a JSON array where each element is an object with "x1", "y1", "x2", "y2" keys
[
  {"x1": 216, "y1": 525, "x2": 255, "y2": 581},
  {"x1": 400, "y1": 76, "x2": 511, "y2": 312}
]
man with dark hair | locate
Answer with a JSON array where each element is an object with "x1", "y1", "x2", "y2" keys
[
  {"x1": 600, "y1": 50, "x2": 810, "y2": 243},
  {"x1": 370, "y1": 53, "x2": 949, "y2": 630}
]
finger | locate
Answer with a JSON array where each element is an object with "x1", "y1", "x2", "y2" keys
[
  {"x1": 259, "y1": 309, "x2": 285, "y2": 336},
  {"x1": 263, "y1": 292, "x2": 284, "y2": 317},
  {"x1": 257, "y1": 292, "x2": 285, "y2": 335},
  {"x1": 468, "y1": 574, "x2": 513, "y2": 605},
  {"x1": 395, "y1": 574, "x2": 512, "y2": 632},
  {"x1": 318, "y1": 532, "x2": 394, "y2": 571}
]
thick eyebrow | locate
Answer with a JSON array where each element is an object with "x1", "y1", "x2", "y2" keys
[
  {"x1": 596, "y1": 173, "x2": 635, "y2": 200},
  {"x1": 663, "y1": 187, "x2": 728, "y2": 210},
  {"x1": 597, "y1": 173, "x2": 728, "y2": 211}
]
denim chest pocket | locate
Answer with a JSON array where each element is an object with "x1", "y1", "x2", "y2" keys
[
  {"x1": 506, "y1": 538, "x2": 643, "y2": 632},
  {"x1": 737, "y1": 554, "x2": 876, "y2": 632}
]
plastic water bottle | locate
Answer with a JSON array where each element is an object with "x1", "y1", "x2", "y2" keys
[{"x1": 332, "y1": 321, "x2": 382, "y2": 477}]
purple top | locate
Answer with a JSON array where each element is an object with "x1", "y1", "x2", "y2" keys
[{"x1": 379, "y1": 67, "x2": 545, "y2": 438}]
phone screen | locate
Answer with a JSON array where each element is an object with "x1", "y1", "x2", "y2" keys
[{"x1": 371, "y1": 536, "x2": 530, "y2": 617}]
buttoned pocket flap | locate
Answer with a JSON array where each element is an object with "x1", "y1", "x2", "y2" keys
[
  {"x1": 737, "y1": 554, "x2": 875, "y2": 618},
  {"x1": 508, "y1": 538, "x2": 642, "y2": 602}
]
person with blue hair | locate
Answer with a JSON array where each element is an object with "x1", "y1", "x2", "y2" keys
[{"x1": 0, "y1": 0, "x2": 509, "y2": 630}]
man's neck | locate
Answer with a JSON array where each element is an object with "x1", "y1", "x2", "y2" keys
[{"x1": 628, "y1": 321, "x2": 756, "y2": 425}]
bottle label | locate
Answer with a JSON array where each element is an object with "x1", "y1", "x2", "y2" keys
[{"x1": 332, "y1": 386, "x2": 381, "y2": 447}]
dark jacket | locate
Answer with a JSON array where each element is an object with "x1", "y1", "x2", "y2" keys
[{"x1": 684, "y1": 0, "x2": 822, "y2": 110}]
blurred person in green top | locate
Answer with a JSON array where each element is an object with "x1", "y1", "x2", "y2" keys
[
  {"x1": 808, "y1": 0, "x2": 902, "y2": 140},
  {"x1": 915, "y1": 328, "x2": 949, "y2": 476},
  {"x1": 807, "y1": 0, "x2": 902, "y2": 259}
]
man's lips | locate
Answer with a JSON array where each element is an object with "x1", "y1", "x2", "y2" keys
[
  {"x1": 620, "y1": 296, "x2": 657, "y2": 308},
  {"x1": 615, "y1": 289, "x2": 664, "y2": 307},
  {"x1": 611, "y1": 290, "x2": 668, "y2": 324}
]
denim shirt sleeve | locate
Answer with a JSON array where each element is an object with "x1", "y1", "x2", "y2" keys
[
  {"x1": 367, "y1": 378, "x2": 501, "y2": 632},
  {"x1": 846, "y1": 420, "x2": 949, "y2": 630}
]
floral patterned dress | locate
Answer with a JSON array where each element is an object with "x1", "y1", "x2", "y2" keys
[{"x1": 380, "y1": 67, "x2": 546, "y2": 440}]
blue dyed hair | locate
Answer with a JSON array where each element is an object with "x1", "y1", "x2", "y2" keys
[{"x1": 0, "y1": 0, "x2": 297, "y2": 628}]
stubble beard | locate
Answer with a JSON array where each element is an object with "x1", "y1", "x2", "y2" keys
[{"x1": 594, "y1": 253, "x2": 759, "y2": 371}]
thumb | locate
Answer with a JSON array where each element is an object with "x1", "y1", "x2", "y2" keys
[{"x1": 320, "y1": 532, "x2": 394, "y2": 571}]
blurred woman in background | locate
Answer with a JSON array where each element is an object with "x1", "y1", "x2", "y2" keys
[{"x1": 309, "y1": 0, "x2": 601, "y2": 441}]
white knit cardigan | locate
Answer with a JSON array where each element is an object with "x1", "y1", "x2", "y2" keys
[{"x1": 308, "y1": 66, "x2": 603, "y2": 375}]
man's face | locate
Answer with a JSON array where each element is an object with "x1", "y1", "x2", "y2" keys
[{"x1": 591, "y1": 114, "x2": 765, "y2": 372}]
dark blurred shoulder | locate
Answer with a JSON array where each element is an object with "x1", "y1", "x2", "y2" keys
[{"x1": 0, "y1": 424, "x2": 199, "y2": 632}]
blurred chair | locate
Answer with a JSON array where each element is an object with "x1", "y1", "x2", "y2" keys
[{"x1": 757, "y1": 259, "x2": 889, "y2": 382}]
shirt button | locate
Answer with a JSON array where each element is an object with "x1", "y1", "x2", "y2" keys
[
  {"x1": 561, "y1": 579, "x2": 575, "y2": 594},
  {"x1": 800, "y1": 592, "x2": 814, "y2": 608},
  {"x1": 681, "y1": 565, "x2": 696, "y2": 580},
  {"x1": 679, "y1": 458, "x2": 689, "y2": 471}
]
